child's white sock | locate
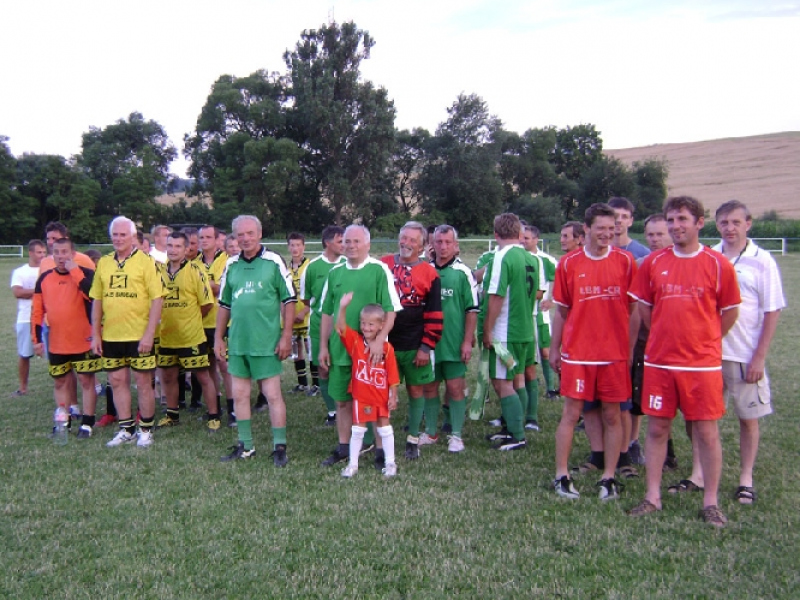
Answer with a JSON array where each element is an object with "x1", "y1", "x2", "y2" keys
[
  {"x1": 377, "y1": 425, "x2": 395, "y2": 465},
  {"x1": 349, "y1": 425, "x2": 367, "y2": 468}
]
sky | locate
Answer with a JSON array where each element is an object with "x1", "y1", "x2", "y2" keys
[{"x1": 2, "y1": 0, "x2": 799, "y2": 176}]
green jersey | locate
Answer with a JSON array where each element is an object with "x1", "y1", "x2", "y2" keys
[
  {"x1": 219, "y1": 248, "x2": 296, "y2": 356},
  {"x1": 320, "y1": 257, "x2": 402, "y2": 366},
  {"x1": 532, "y1": 249, "x2": 557, "y2": 324},
  {"x1": 434, "y1": 257, "x2": 479, "y2": 362},
  {"x1": 484, "y1": 244, "x2": 538, "y2": 343},
  {"x1": 300, "y1": 253, "x2": 346, "y2": 341}
]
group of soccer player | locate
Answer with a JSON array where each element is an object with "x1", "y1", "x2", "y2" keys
[{"x1": 14, "y1": 193, "x2": 784, "y2": 527}]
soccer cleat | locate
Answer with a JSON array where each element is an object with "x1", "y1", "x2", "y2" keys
[
  {"x1": 76, "y1": 425, "x2": 93, "y2": 439},
  {"x1": 524, "y1": 420, "x2": 541, "y2": 431},
  {"x1": 554, "y1": 475, "x2": 580, "y2": 499},
  {"x1": 207, "y1": 418, "x2": 222, "y2": 432},
  {"x1": 488, "y1": 418, "x2": 503, "y2": 427},
  {"x1": 306, "y1": 385, "x2": 320, "y2": 397},
  {"x1": 382, "y1": 463, "x2": 398, "y2": 478},
  {"x1": 374, "y1": 449, "x2": 386, "y2": 471},
  {"x1": 321, "y1": 449, "x2": 348, "y2": 467},
  {"x1": 341, "y1": 464, "x2": 358, "y2": 478},
  {"x1": 188, "y1": 402, "x2": 202, "y2": 413},
  {"x1": 137, "y1": 429, "x2": 154, "y2": 448},
  {"x1": 546, "y1": 390, "x2": 561, "y2": 400},
  {"x1": 418, "y1": 433, "x2": 439, "y2": 445},
  {"x1": 272, "y1": 444, "x2": 288, "y2": 467},
  {"x1": 254, "y1": 393, "x2": 268, "y2": 413},
  {"x1": 157, "y1": 415, "x2": 180, "y2": 428},
  {"x1": 324, "y1": 413, "x2": 337, "y2": 427},
  {"x1": 486, "y1": 428, "x2": 513, "y2": 442},
  {"x1": 69, "y1": 406, "x2": 81, "y2": 419},
  {"x1": 96, "y1": 414, "x2": 118, "y2": 428},
  {"x1": 597, "y1": 478, "x2": 621, "y2": 501},
  {"x1": 447, "y1": 435, "x2": 465, "y2": 453},
  {"x1": 628, "y1": 440, "x2": 645, "y2": 465},
  {"x1": 227, "y1": 413, "x2": 237, "y2": 428},
  {"x1": 441, "y1": 422, "x2": 452, "y2": 434},
  {"x1": 494, "y1": 437, "x2": 527, "y2": 451},
  {"x1": 221, "y1": 442, "x2": 255, "y2": 462},
  {"x1": 291, "y1": 384, "x2": 307, "y2": 393},
  {"x1": 404, "y1": 439, "x2": 420, "y2": 460},
  {"x1": 106, "y1": 430, "x2": 136, "y2": 447}
]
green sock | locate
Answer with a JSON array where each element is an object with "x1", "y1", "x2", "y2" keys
[
  {"x1": 449, "y1": 397, "x2": 466, "y2": 438},
  {"x1": 423, "y1": 396, "x2": 440, "y2": 436},
  {"x1": 542, "y1": 360, "x2": 556, "y2": 391},
  {"x1": 272, "y1": 426, "x2": 287, "y2": 448},
  {"x1": 238, "y1": 419, "x2": 253, "y2": 451},
  {"x1": 319, "y1": 378, "x2": 336, "y2": 413},
  {"x1": 442, "y1": 403, "x2": 451, "y2": 427},
  {"x1": 526, "y1": 379, "x2": 540, "y2": 421},
  {"x1": 407, "y1": 396, "x2": 424, "y2": 437},
  {"x1": 515, "y1": 387, "x2": 528, "y2": 423},
  {"x1": 500, "y1": 394, "x2": 524, "y2": 440},
  {"x1": 364, "y1": 423, "x2": 375, "y2": 446}
]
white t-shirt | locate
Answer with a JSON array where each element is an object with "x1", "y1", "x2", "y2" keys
[
  {"x1": 149, "y1": 247, "x2": 167, "y2": 264},
  {"x1": 713, "y1": 240, "x2": 786, "y2": 362},
  {"x1": 10, "y1": 264, "x2": 40, "y2": 324}
]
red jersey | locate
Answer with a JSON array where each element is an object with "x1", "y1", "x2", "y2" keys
[
  {"x1": 629, "y1": 245, "x2": 740, "y2": 370},
  {"x1": 553, "y1": 247, "x2": 637, "y2": 363},
  {"x1": 31, "y1": 266, "x2": 94, "y2": 354},
  {"x1": 339, "y1": 326, "x2": 400, "y2": 406},
  {"x1": 380, "y1": 255, "x2": 443, "y2": 352}
]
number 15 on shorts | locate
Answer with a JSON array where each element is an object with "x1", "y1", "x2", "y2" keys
[{"x1": 648, "y1": 395, "x2": 662, "y2": 410}]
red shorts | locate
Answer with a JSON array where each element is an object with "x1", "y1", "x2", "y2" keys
[
  {"x1": 641, "y1": 366, "x2": 724, "y2": 421},
  {"x1": 352, "y1": 397, "x2": 389, "y2": 425},
  {"x1": 559, "y1": 360, "x2": 629, "y2": 402}
]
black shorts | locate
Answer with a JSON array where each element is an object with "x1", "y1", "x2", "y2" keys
[
  {"x1": 102, "y1": 340, "x2": 156, "y2": 372},
  {"x1": 157, "y1": 341, "x2": 211, "y2": 370},
  {"x1": 630, "y1": 338, "x2": 647, "y2": 416},
  {"x1": 48, "y1": 351, "x2": 102, "y2": 378},
  {"x1": 204, "y1": 328, "x2": 216, "y2": 356}
]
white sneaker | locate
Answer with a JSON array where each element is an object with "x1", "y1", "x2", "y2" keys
[
  {"x1": 447, "y1": 435, "x2": 465, "y2": 453},
  {"x1": 341, "y1": 464, "x2": 358, "y2": 478},
  {"x1": 382, "y1": 463, "x2": 397, "y2": 478},
  {"x1": 488, "y1": 418, "x2": 503, "y2": 427},
  {"x1": 137, "y1": 429, "x2": 154, "y2": 448},
  {"x1": 418, "y1": 432, "x2": 439, "y2": 445},
  {"x1": 106, "y1": 430, "x2": 136, "y2": 447}
]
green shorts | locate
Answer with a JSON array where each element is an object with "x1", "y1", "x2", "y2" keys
[
  {"x1": 433, "y1": 359, "x2": 467, "y2": 382},
  {"x1": 327, "y1": 364, "x2": 353, "y2": 402},
  {"x1": 524, "y1": 339, "x2": 537, "y2": 367},
  {"x1": 488, "y1": 342, "x2": 529, "y2": 380},
  {"x1": 227, "y1": 354, "x2": 282, "y2": 380},
  {"x1": 309, "y1": 335, "x2": 321, "y2": 366},
  {"x1": 395, "y1": 349, "x2": 435, "y2": 386},
  {"x1": 537, "y1": 321, "x2": 551, "y2": 349}
]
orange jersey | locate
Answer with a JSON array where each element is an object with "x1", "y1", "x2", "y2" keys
[
  {"x1": 553, "y1": 247, "x2": 637, "y2": 363},
  {"x1": 32, "y1": 267, "x2": 94, "y2": 354},
  {"x1": 339, "y1": 326, "x2": 400, "y2": 407},
  {"x1": 630, "y1": 246, "x2": 740, "y2": 370}
]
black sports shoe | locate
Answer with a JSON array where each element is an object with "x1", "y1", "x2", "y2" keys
[
  {"x1": 546, "y1": 390, "x2": 560, "y2": 400},
  {"x1": 324, "y1": 413, "x2": 337, "y2": 427},
  {"x1": 597, "y1": 477, "x2": 622, "y2": 501},
  {"x1": 493, "y1": 437, "x2": 527, "y2": 451},
  {"x1": 220, "y1": 441, "x2": 255, "y2": 462},
  {"x1": 441, "y1": 422, "x2": 452, "y2": 434},
  {"x1": 254, "y1": 393, "x2": 268, "y2": 413},
  {"x1": 663, "y1": 456, "x2": 679, "y2": 471},
  {"x1": 321, "y1": 448, "x2": 348, "y2": 467},
  {"x1": 272, "y1": 444, "x2": 288, "y2": 467},
  {"x1": 404, "y1": 441, "x2": 420, "y2": 460},
  {"x1": 227, "y1": 413, "x2": 237, "y2": 428},
  {"x1": 188, "y1": 401, "x2": 202, "y2": 413},
  {"x1": 374, "y1": 448, "x2": 386, "y2": 471},
  {"x1": 486, "y1": 428, "x2": 513, "y2": 442}
]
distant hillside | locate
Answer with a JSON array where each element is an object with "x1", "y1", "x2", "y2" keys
[{"x1": 607, "y1": 132, "x2": 800, "y2": 219}]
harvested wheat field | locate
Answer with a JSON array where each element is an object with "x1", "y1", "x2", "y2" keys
[{"x1": 607, "y1": 132, "x2": 800, "y2": 219}]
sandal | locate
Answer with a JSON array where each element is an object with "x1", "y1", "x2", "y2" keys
[
  {"x1": 628, "y1": 499, "x2": 661, "y2": 517},
  {"x1": 700, "y1": 505, "x2": 728, "y2": 528},
  {"x1": 667, "y1": 479, "x2": 703, "y2": 494},
  {"x1": 735, "y1": 486, "x2": 757, "y2": 505},
  {"x1": 617, "y1": 465, "x2": 639, "y2": 479}
]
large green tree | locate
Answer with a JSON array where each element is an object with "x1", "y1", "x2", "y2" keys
[
  {"x1": 79, "y1": 112, "x2": 177, "y2": 229},
  {"x1": 0, "y1": 137, "x2": 38, "y2": 244},
  {"x1": 284, "y1": 21, "x2": 396, "y2": 225}
]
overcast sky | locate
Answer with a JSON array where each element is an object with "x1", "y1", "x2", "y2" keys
[{"x1": 2, "y1": 0, "x2": 798, "y2": 176}]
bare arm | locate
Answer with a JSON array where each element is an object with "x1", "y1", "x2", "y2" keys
[
  {"x1": 461, "y1": 311, "x2": 477, "y2": 364},
  {"x1": 214, "y1": 305, "x2": 230, "y2": 363},
  {"x1": 370, "y1": 312, "x2": 396, "y2": 366},
  {"x1": 548, "y1": 305, "x2": 569, "y2": 373},
  {"x1": 720, "y1": 307, "x2": 738, "y2": 338},
  {"x1": 319, "y1": 313, "x2": 333, "y2": 367},
  {"x1": 276, "y1": 302, "x2": 295, "y2": 359},
  {"x1": 138, "y1": 298, "x2": 163, "y2": 354},
  {"x1": 11, "y1": 286, "x2": 33, "y2": 300},
  {"x1": 628, "y1": 302, "x2": 640, "y2": 365},
  {"x1": 482, "y1": 294, "x2": 504, "y2": 348},
  {"x1": 638, "y1": 302, "x2": 652, "y2": 332},
  {"x1": 91, "y1": 300, "x2": 104, "y2": 356},
  {"x1": 745, "y1": 310, "x2": 781, "y2": 383}
]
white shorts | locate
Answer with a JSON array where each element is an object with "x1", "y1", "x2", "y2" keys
[
  {"x1": 722, "y1": 360, "x2": 772, "y2": 420},
  {"x1": 16, "y1": 322, "x2": 33, "y2": 358}
]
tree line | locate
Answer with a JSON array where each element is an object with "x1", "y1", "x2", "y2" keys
[{"x1": 1, "y1": 20, "x2": 669, "y2": 244}]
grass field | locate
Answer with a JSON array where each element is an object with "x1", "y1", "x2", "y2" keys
[{"x1": 1, "y1": 251, "x2": 799, "y2": 599}]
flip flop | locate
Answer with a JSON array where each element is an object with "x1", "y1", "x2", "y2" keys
[{"x1": 667, "y1": 479, "x2": 703, "y2": 494}]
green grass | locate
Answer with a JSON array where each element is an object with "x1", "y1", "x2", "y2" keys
[{"x1": 1, "y1": 254, "x2": 799, "y2": 598}]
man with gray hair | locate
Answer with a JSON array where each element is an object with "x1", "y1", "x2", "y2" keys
[
  {"x1": 90, "y1": 216, "x2": 166, "y2": 448},
  {"x1": 215, "y1": 215, "x2": 296, "y2": 465}
]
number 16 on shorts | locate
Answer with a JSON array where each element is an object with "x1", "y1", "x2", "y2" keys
[{"x1": 648, "y1": 395, "x2": 662, "y2": 410}]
